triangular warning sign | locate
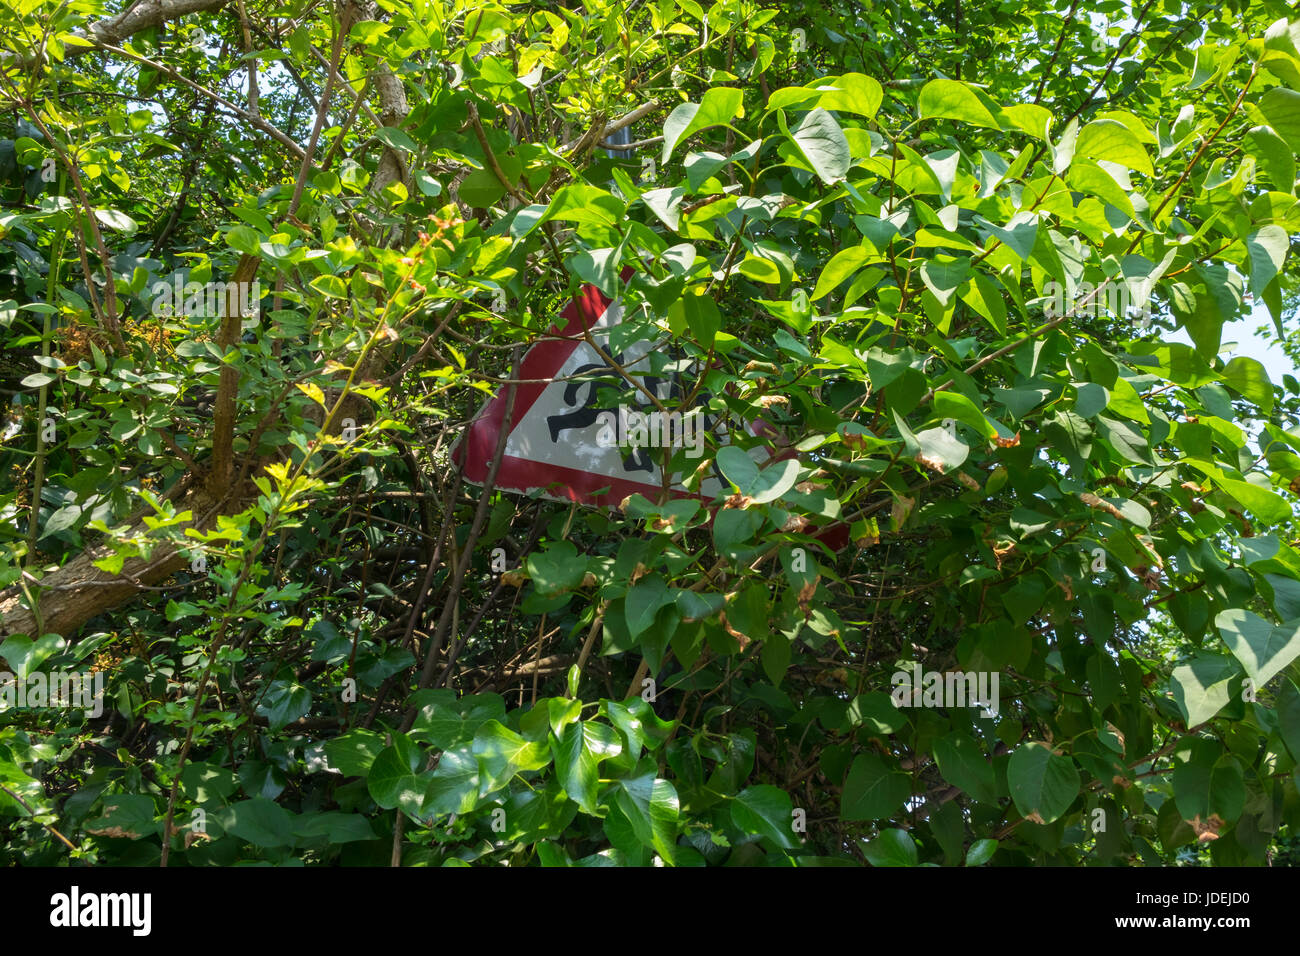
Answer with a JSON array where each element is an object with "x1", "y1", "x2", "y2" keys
[{"x1": 452, "y1": 283, "x2": 761, "y2": 507}]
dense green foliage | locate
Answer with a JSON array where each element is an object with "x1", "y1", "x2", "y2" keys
[{"x1": 3, "y1": 0, "x2": 1300, "y2": 866}]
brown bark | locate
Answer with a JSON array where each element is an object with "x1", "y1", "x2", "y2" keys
[{"x1": 0, "y1": 485, "x2": 231, "y2": 641}]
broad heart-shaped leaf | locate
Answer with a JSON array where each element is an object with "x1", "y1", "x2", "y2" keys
[
  {"x1": 818, "y1": 73, "x2": 883, "y2": 118},
  {"x1": 1074, "y1": 118, "x2": 1153, "y2": 175},
  {"x1": 0, "y1": 634, "x2": 65, "y2": 679},
  {"x1": 1214, "y1": 609, "x2": 1300, "y2": 688},
  {"x1": 423, "y1": 745, "x2": 480, "y2": 816},
  {"x1": 661, "y1": 86, "x2": 745, "y2": 162},
  {"x1": 914, "y1": 426, "x2": 969, "y2": 472},
  {"x1": 1245, "y1": 125, "x2": 1296, "y2": 190},
  {"x1": 1221, "y1": 355, "x2": 1274, "y2": 414},
  {"x1": 730, "y1": 784, "x2": 799, "y2": 849},
  {"x1": 473, "y1": 719, "x2": 551, "y2": 796},
  {"x1": 716, "y1": 445, "x2": 799, "y2": 503},
  {"x1": 1257, "y1": 86, "x2": 1300, "y2": 152},
  {"x1": 863, "y1": 828, "x2": 918, "y2": 866},
  {"x1": 1244, "y1": 226, "x2": 1288, "y2": 298},
  {"x1": 525, "y1": 541, "x2": 587, "y2": 596},
  {"x1": 84, "y1": 794, "x2": 159, "y2": 840},
  {"x1": 917, "y1": 78, "x2": 1002, "y2": 129},
  {"x1": 219, "y1": 797, "x2": 296, "y2": 848},
  {"x1": 1007, "y1": 742, "x2": 1079, "y2": 824},
  {"x1": 625, "y1": 574, "x2": 671, "y2": 639},
  {"x1": 616, "y1": 772, "x2": 679, "y2": 864},
  {"x1": 367, "y1": 734, "x2": 430, "y2": 817},
  {"x1": 933, "y1": 732, "x2": 998, "y2": 804},
  {"x1": 1276, "y1": 678, "x2": 1300, "y2": 763},
  {"x1": 323, "y1": 729, "x2": 387, "y2": 777},
  {"x1": 789, "y1": 108, "x2": 850, "y2": 184},
  {"x1": 1169, "y1": 651, "x2": 1240, "y2": 726},
  {"x1": 840, "y1": 752, "x2": 910, "y2": 820}
]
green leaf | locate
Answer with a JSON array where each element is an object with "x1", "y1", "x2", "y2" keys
[
  {"x1": 473, "y1": 719, "x2": 551, "y2": 795},
  {"x1": 367, "y1": 735, "x2": 429, "y2": 817},
  {"x1": 1074, "y1": 119, "x2": 1153, "y2": 175},
  {"x1": 255, "y1": 680, "x2": 311, "y2": 731},
  {"x1": 294, "y1": 812, "x2": 377, "y2": 844},
  {"x1": 813, "y1": 246, "x2": 873, "y2": 300},
  {"x1": 616, "y1": 773, "x2": 679, "y2": 864},
  {"x1": 819, "y1": 73, "x2": 883, "y2": 118},
  {"x1": 552, "y1": 720, "x2": 599, "y2": 810},
  {"x1": 913, "y1": 426, "x2": 969, "y2": 472},
  {"x1": 933, "y1": 732, "x2": 999, "y2": 804},
  {"x1": 731, "y1": 784, "x2": 798, "y2": 849},
  {"x1": 840, "y1": 752, "x2": 910, "y2": 820},
  {"x1": 1211, "y1": 476, "x2": 1289, "y2": 524},
  {"x1": 310, "y1": 274, "x2": 348, "y2": 299},
  {"x1": 1257, "y1": 87, "x2": 1300, "y2": 152},
  {"x1": 1214, "y1": 608, "x2": 1300, "y2": 687},
  {"x1": 965, "y1": 838, "x2": 998, "y2": 866},
  {"x1": 716, "y1": 445, "x2": 799, "y2": 503},
  {"x1": 324, "y1": 730, "x2": 387, "y2": 777},
  {"x1": 525, "y1": 541, "x2": 587, "y2": 595},
  {"x1": 1169, "y1": 652, "x2": 1239, "y2": 726},
  {"x1": 863, "y1": 828, "x2": 918, "y2": 866},
  {"x1": 374, "y1": 126, "x2": 418, "y2": 153},
  {"x1": 0, "y1": 634, "x2": 65, "y2": 679},
  {"x1": 1244, "y1": 226, "x2": 1288, "y2": 299},
  {"x1": 1276, "y1": 678, "x2": 1300, "y2": 762},
  {"x1": 226, "y1": 225, "x2": 261, "y2": 255},
  {"x1": 1245, "y1": 126, "x2": 1296, "y2": 190},
  {"x1": 662, "y1": 87, "x2": 745, "y2": 162},
  {"x1": 220, "y1": 798, "x2": 295, "y2": 848},
  {"x1": 918, "y1": 78, "x2": 1002, "y2": 129},
  {"x1": 94, "y1": 208, "x2": 138, "y2": 234},
  {"x1": 424, "y1": 746, "x2": 480, "y2": 816},
  {"x1": 1007, "y1": 742, "x2": 1079, "y2": 824},
  {"x1": 626, "y1": 574, "x2": 671, "y2": 639},
  {"x1": 788, "y1": 108, "x2": 850, "y2": 184},
  {"x1": 84, "y1": 794, "x2": 158, "y2": 840}
]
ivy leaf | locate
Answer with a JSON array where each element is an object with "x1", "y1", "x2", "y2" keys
[
  {"x1": 473, "y1": 720, "x2": 551, "y2": 796},
  {"x1": 730, "y1": 784, "x2": 798, "y2": 849},
  {"x1": 366, "y1": 735, "x2": 429, "y2": 817},
  {"x1": 616, "y1": 773, "x2": 679, "y2": 864}
]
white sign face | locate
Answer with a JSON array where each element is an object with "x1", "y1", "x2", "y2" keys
[{"x1": 454, "y1": 286, "x2": 770, "y2": 507}]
